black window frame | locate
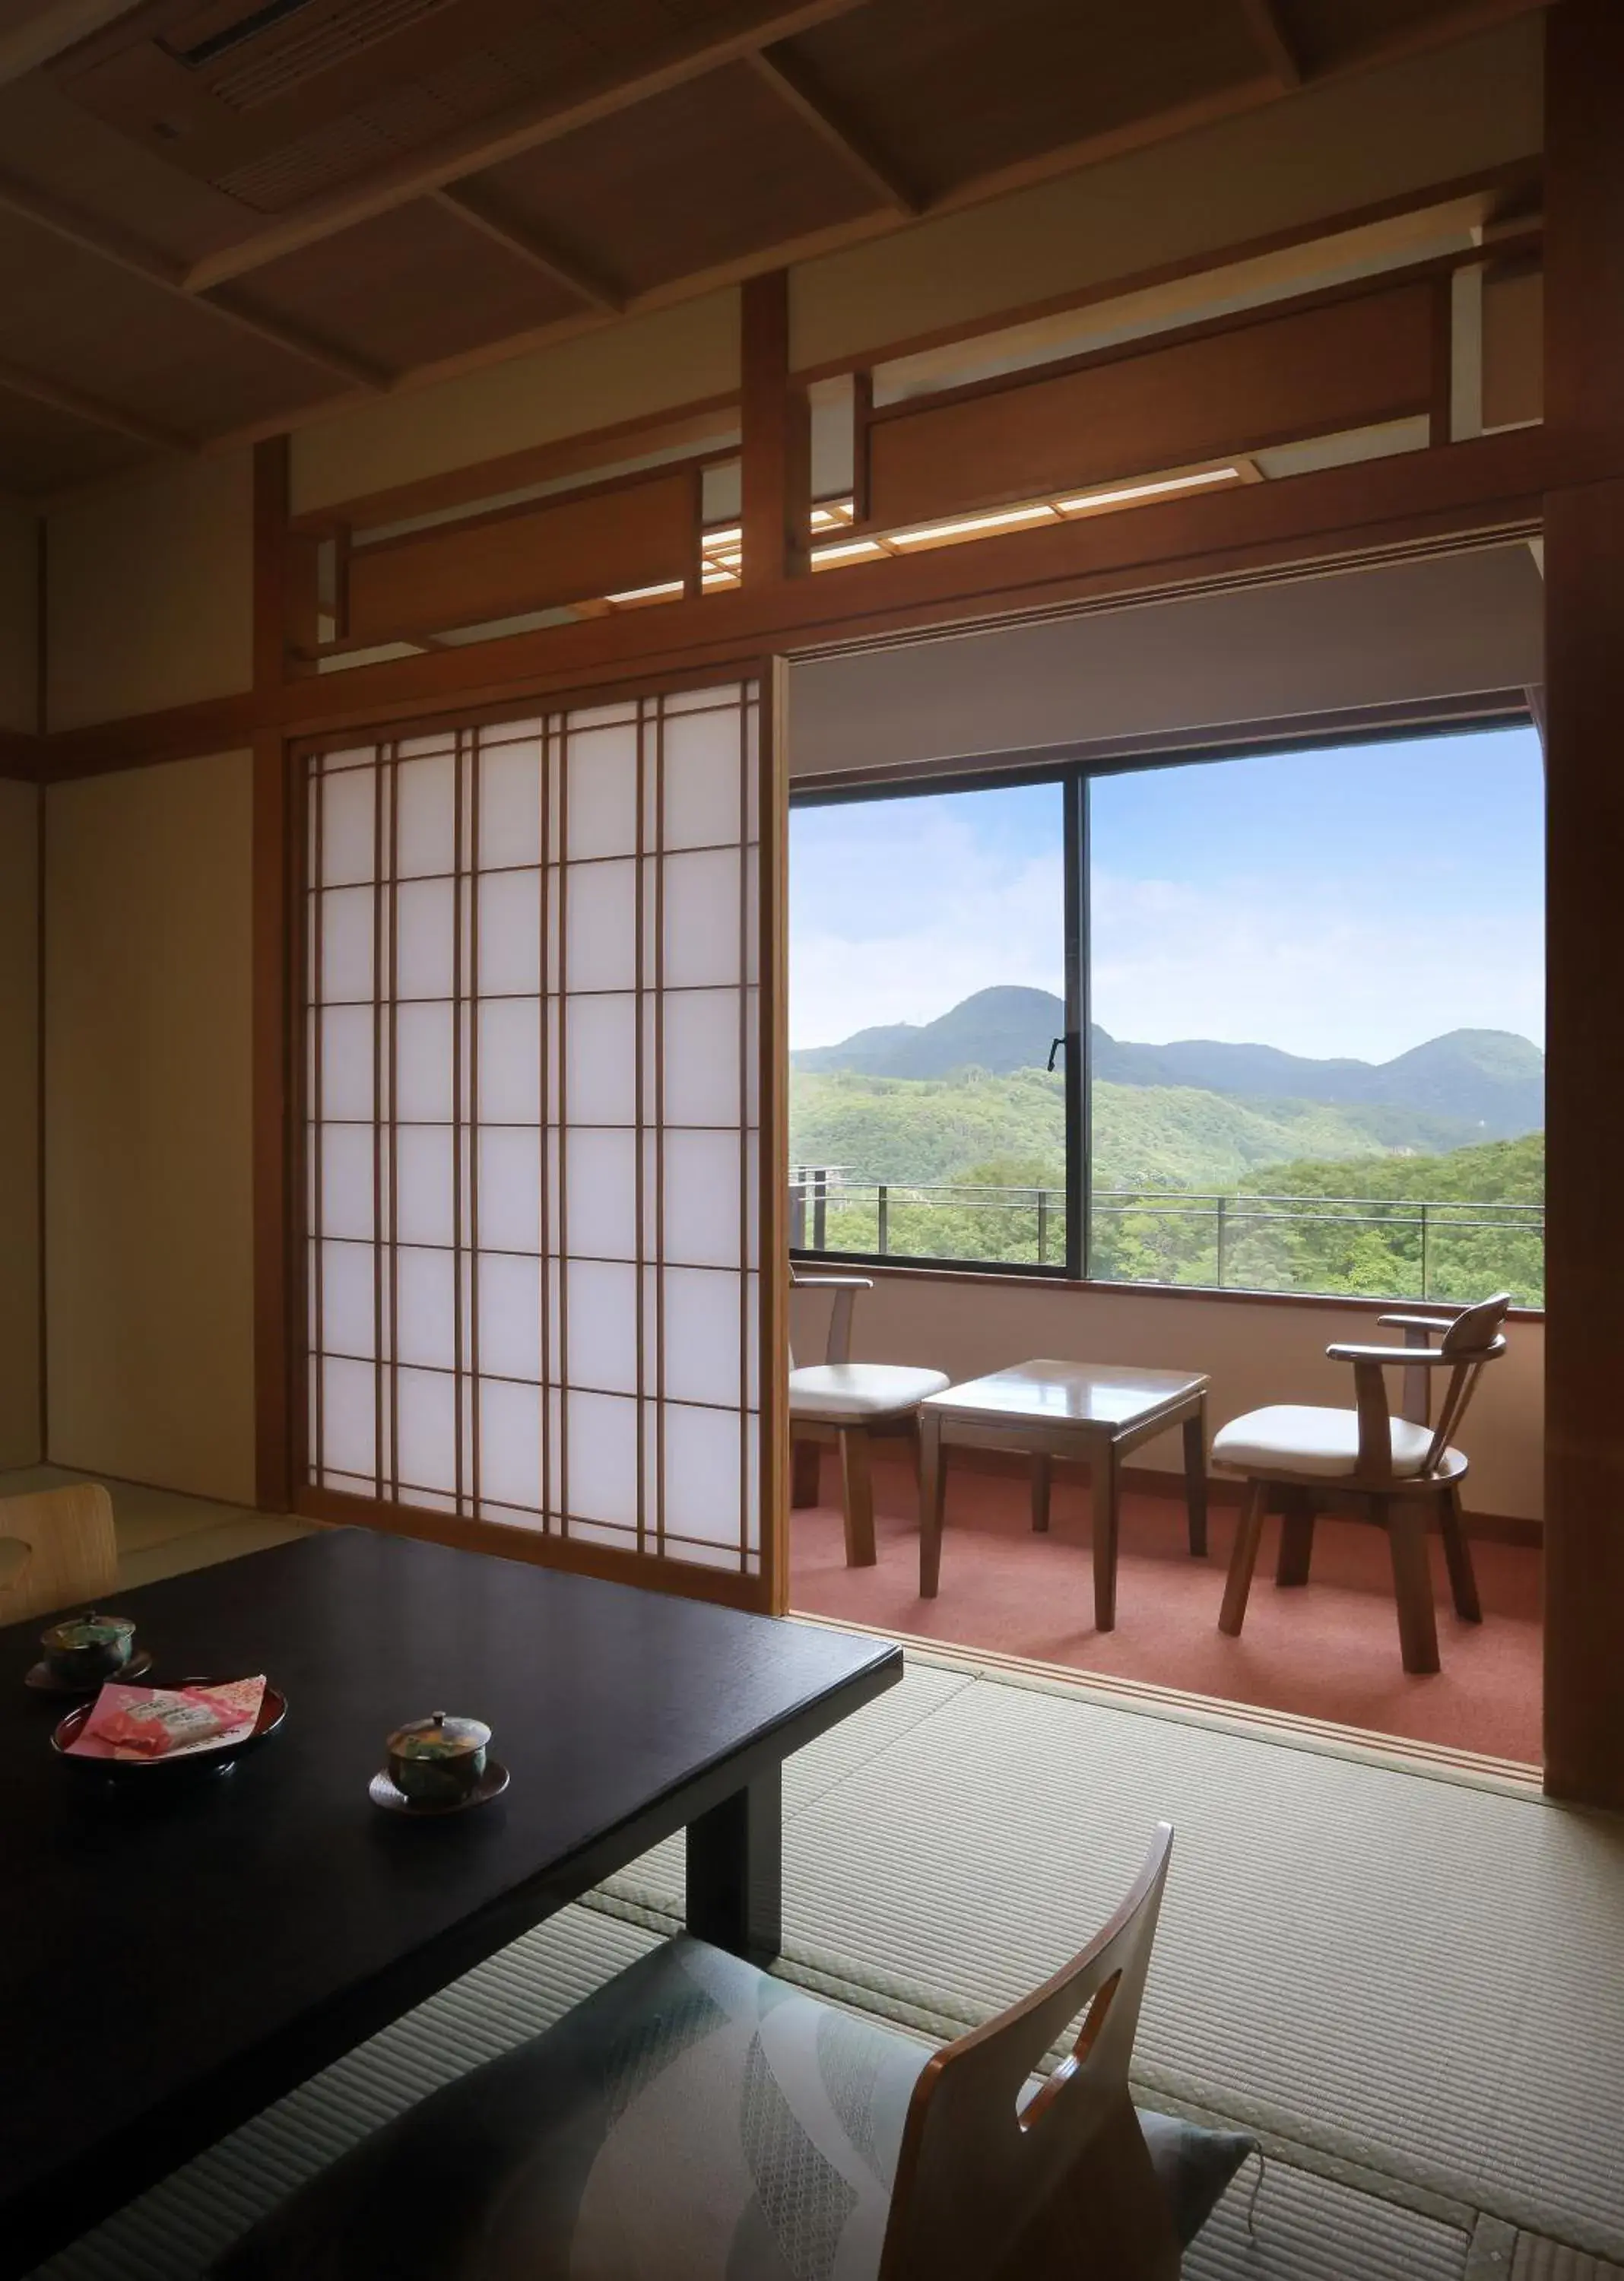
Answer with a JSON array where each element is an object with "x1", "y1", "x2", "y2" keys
[{"x1": 788, "y1": 699, "x2": 1537, "y2": 1290}]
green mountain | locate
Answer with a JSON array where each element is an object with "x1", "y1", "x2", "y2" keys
[
  {"x1": 792, "y1": 986, "x2": 1544, "y2": 1142},
  {"x1": 790, "y1": 1067, "x2": 1480, "y2": 1192},
  {"x1": 794, "y1": 985, "x2": 1062, "y2": 1079}
]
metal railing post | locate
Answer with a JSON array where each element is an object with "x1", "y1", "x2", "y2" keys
[
  {"x1": 1215, "y1": 1193, "x2": 1228, "y2": 1287},
  {"x1": 1036, "y1": 1188, "x2": 1049, "y2": 1264},
  {"x1": 1419, "y1": 1201, "x2": 1429, "y2": 1299},
  {"x1": 877, "y1": 1183, "x2": 889, "y2": 1255},
  {"x1": 789, "y1": 1178, "x2": 807, "y2": 1249},
  {"x1": 812, "y1": 1167, "x2": 827, "y2": 1254}
]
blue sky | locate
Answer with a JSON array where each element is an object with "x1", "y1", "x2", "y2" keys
[{"x1": 789, "y1": 726, "x2": 1545, "y2": 1062}]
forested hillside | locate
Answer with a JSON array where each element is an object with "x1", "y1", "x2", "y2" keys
[
  {"x1": 791, "y1": 1067, "x2": 1483, "y2": 1192},
  {"x1": 793, "y1": 986, "x2": 1545, "y2": 1141},
  {"x1": 790, "y1": 984, "x2": 1545, "y2": 1299}
]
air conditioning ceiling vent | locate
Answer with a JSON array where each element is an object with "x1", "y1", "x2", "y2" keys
[
  {"x1": 160, "y1": 0, "x2": 458, "y2": 109},
  {"x1": 52, "y1": 0, "x2": 614, "y2": 214}
]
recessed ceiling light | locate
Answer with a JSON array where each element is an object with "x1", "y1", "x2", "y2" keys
[
  {"x1": 1055, "y1": 468, "x2": 1240, "y2": 512},
  {"x1": 886, "y1": 504, "x2": 1058, "y2": 545}
]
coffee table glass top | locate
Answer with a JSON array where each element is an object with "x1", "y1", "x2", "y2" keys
[{"x1": 922, "y1": 1358, "x2": 1208, "y2": 1429}]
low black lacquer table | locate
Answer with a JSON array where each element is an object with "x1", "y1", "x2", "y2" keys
[{"x1": 0, "y1": 1531, "x2": 902, "y2": 2276}]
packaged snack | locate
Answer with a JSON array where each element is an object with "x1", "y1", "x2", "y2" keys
[{"x1": 72, "y1": 1677, "x2": 267, "y2": 1761}]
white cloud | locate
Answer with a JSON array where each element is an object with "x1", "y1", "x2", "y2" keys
[
  {"x1": 790, "y1": 807, "x2": 1064, "y2": 1047},
  {"x1": 1090, "y1": 869, "x2": 1544, "y2": 1060},
  {"x1": 790, "y1": 805, "x2": 1543, "y2": 1061}
]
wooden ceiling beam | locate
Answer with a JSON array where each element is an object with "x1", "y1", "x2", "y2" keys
[
  {"x1": 1333, "y1": 0, "x2": 1557, "y2": 77},
  {"x1": 747, "y1": 45, "x2": 921, "y2": 214},
  {"x1": 173, "y1": 0, "x2": 1549, "y2": 305},
  {"x1": 21, "y1": 0, "x2": 1556, "y2": 499},
  {"x1": 0, "y1": 352, "x2": 190, "y2": 453},
  {"x1": 0, "y1": 169, "x2": 389, "y2": 393},
  {"x1": 429, "y1": 186, "x2": 626, "y2": 314},
  {"x1": 201, "y1": 287, "x2": 392, "y2": 393},
  {"x1": 179, "y1": 0, "x2": 877, "y2": 293},
  {"x1": 1237, "y1": 0, "x2": 1304, "y2": 87}
]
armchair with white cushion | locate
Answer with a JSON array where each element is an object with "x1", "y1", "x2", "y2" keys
[
  {"x1": 1211, "y1": 1291, "x2": 1511, "y2": 1674},
  {"x1": 788, "y1": 1272, "x2": 950, "y2": 1567}
]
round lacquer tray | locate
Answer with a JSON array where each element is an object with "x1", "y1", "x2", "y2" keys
[{"x1": 51, "y1": 1682, "x2": 287, "y2": 1785}]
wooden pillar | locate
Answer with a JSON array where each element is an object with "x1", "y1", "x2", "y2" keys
[
  {"x1": 252, "y1": 439, "x2": 294, "y2": 1512},
  {"x1": 1541, "y1": 1, "x2": 1624, "y2": 1807},
  {"x1": 741, "y1": 271, "x2": 810, "y2": 585}
]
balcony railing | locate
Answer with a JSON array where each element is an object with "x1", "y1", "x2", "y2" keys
[{"x1": 788, "y1": 1172, "x2": 1545, "y2": 1305}]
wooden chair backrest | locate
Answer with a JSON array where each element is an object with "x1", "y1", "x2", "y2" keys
[
  {"x1": 1343, "y1": 1294, "x2": 1511, "y2": 1481},
  {"x1": 880, "y1": 1825, "x2": 1181, "y2": 2281},
  {"x1": 1423, "y1": 1292, "x2": 1511, "y2": 1471},
  {"x1": 0, "y1": 1484, "x2": 118, "y2": 1628},
  {"x1": 788, "y1": 1272, "x2": 871, "y2": 1369}
]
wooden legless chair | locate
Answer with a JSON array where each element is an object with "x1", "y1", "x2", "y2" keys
[
  {"x1": 1213, "y1": 1293, "x2": 1510, "y2": 1674},
  {"x1": 0, "y1": 1484, "x2": 117, "y2": 1627},
  {"x1": 212, "y1": 1822, "x2": 1257, "y2": 2281},
  {"x1": 882, "y1": 1823, "x2": 1231, "y2": 2281},
  {"x1": 788, "y1": 1271, "x2": 949, "y2": 1566}
]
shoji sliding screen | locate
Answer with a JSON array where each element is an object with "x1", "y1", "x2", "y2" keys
[{"x1": 299, "y1": 677, "x2": 785, "y2": 1610}]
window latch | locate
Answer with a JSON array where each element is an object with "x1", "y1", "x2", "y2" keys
[{"x1": 1046, "y1": 1036, "x2": 1066, "y2": 1073}]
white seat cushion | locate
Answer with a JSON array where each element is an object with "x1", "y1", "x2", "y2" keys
[
  {"x1": 1212, "y1": 1405, "x2": 1438, "y2": 1480},
  {"x1": 788, "y1": 1363, "x2": 950, "y2": 1423}
]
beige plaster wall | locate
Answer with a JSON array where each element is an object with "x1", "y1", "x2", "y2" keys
[
  {"x1": 790, "y1": 1274, "x2": 1543, "y2": 1522},
  {"x1": 791, "y1": 17, "x2": 1544, "y2": 373},
  {"x1": 0, "y1": 776, "x2": 39, "y2": 1468},
  {"x1": 292, "y1": 289, "x2": 742, "y2": 516},
  {"x1": 0, "y1": 498, "x2": 38, "y2": 734},
  {"x1": 44, "y1": 752, "x2": 255, "y2": 1504},
  {"x1": 45, "y1": 452, "x2": 253, "y2": 731}
]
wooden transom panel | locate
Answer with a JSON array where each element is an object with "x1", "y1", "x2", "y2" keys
[
  {"x1": 864, "y1": 279, "x2": 1444, "y2": 531},
  {"x1": 344, "y1": 466, "x2": 699, "y2": 640}
]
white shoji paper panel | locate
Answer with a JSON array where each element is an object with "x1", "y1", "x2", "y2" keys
[{"x1": 304, "y1": 684, "x2": 771, "y2": 1591}]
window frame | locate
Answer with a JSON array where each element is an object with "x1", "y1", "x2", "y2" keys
[{"x1": 788, "y1": 700, "x2": 1539, "y2": 1298}]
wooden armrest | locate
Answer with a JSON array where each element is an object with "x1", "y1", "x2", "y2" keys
[
  {"x1": 790, "y1": 1274, "x2": 874, "y2": 1290},
  {"x1": 1329, "y1": 1336, "x2": 1505, "y2": 1366},
  {"x1": 1327, "y1": 1340, "x2": 1458, "y2": 1365},
  {"x1": 1376, "y1": 1311, "x2": 1451, "y2": 1337}
]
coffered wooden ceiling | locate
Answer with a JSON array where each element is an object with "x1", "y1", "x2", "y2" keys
[{"x1": 0, "y1": 0, "x2": 1550, "y2": 498}]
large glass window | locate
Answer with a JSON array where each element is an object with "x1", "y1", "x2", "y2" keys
[
  {"x1": 789, "y1": 779, "x2": 1070, "y2": 1269},
  {"x1": 790, "y1": 723, "x2": 1546, "y2": 1302}
]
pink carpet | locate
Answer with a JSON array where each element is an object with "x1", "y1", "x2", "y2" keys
[{"x1": 789, "y1": 1454, "x2": 1543, "y2": 1764}]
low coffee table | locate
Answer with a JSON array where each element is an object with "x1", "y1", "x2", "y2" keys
[{"x1": 918, "y1": 1359, "x2": 1210, "y2": 1630}]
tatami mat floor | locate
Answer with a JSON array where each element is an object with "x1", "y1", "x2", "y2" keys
[
  {"x1": 0, "y1": 1464, "x2": 312, "y2": 1594},
  {"x1": 21, "y1": 1552, "x2": 1624, "y2": 2281}
]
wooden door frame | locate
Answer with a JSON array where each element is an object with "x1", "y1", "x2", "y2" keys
[
  {"x1": 254, "y1": 658, "x2": 788, "y2": 1617},
  {"x1": 220, "y1": 1, "x2": 1624, "y2": 1782}
]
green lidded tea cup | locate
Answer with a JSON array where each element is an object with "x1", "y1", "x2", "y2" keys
[
  {"x1": 40, "y1": 1610, "x2": 136, "y2": 1686},
  {"x1": 386, "y1": 1711, "x2": 490, "y2": 1806}
]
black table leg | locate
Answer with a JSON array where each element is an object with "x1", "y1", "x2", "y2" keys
[{"x1": 686, "y1": 1767, "x2": 783, "y2": 1964}]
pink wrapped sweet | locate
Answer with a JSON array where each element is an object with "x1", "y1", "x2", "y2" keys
[{"x1": 80, "y1": 1680, "x2": 264, "y2": 1759}]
